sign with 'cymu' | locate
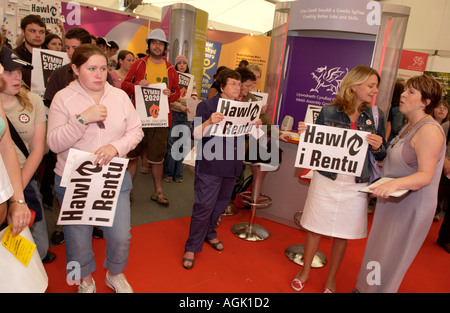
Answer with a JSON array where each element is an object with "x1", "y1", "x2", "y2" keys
[{"x1": 295, "y1": 123, "x2": 369, "y2": 176}]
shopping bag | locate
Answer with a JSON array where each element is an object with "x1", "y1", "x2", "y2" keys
[{"x1": 0, "y1": 226, "x2": 48, "y2": 293}]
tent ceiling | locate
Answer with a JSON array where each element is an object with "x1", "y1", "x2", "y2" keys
[{"x1": 78, "y1": 0, "x2": 297, "y2": 35}]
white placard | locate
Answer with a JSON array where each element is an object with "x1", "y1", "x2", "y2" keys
[
  {"x1": 178, "y1": 71, "x2": 194, "y2": 99},
  {"x1": 210, "y1": 98, "x2": 262, "y2": 137},
  {"x1": 304, "y1": 105, "x2": 322, "y2": 124},
  {"x1": 250, "y1": 91, "x2": 268, "y2": 108},
  {"x1": 134, "y1": 83, "x2": 169, "y2": 127},
  {"x1": 30, "y1": 48, "x2": 70, "y2": 97},
  {"x1": 58, "y1": 150, "x2": 129, "y2": 227},
  {"x1": 295, "y1": 123, "x2": 369, "y2": 176}
]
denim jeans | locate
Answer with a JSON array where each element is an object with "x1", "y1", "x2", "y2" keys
[
  {"x1": 28, "y1": 178, "x2": 49, "y2": 260},
  {"x1": 164, "y1": 111, "x2": 191, "y2": 180},
  {"x1": 54, "y1": 171, "x2": 132, "y2": 279}
]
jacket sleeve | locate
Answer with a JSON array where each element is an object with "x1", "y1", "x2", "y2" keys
[
  {"x1": 46, "y1": 92, "x2": 89, "y2": 154},
  {"x1": 168, "y1": 67, "x2": 181, "y2": 103},
  {"x1": 109, "y1": 95, "x2": 144, "y2": 158},
  {"x1": 372, "y1": 107, "x2": 387, "y2": 161},
  {"x1": 121, "y1": 59, "x2": 143, "y2": 96}
]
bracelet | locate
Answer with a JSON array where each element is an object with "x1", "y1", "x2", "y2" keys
[{"x1": 9, "y1": 199, "x2": 27, "y2": 205}]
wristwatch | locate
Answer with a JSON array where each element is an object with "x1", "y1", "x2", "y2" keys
[{"x1": 76, "y1": 114, "x2": 87, "y2": 125}]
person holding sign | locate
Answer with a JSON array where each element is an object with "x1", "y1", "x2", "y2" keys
[
  {"x1": 13, "y1": 15, "x2": 46, "y2": 90},
  {"x1": 0, "y1": 49, "x2": 32, "y2": 237},
  {"x1": 47, "y1": 44, "x2": 143, "y2": 293},
  {"x1": 163, "y1": 55, "x2": 197, "y2": 183},
  {"x1": 122, "y1": 28, "x2": 180, "y2": 206},
  {"x1": 291, "y1": 65, "x2": 386, "y2": 293},
  {"x1": 355, "y1": 75, "x2": 446, "y2": 292},
  {"x1": 182, "y1": 68, "x2": 262, "y2": 269},
  {"x1": 0, "y1": 46, "x2": 52, "y2": 261}
]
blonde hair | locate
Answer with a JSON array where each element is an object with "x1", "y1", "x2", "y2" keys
[
  {"x1": 247, "y1": 64, "x2": 261, "y2": 74},
  {"x1": 16, "y1": 88, "x2": 34, "y2": 113},
  {"x1": 331, "y1": 65, "x2": 380, "y2": 115}
]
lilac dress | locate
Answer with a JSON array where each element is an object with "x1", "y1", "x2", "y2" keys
[{"x1": 356, "y1": 118, "x2": 445, "y2": 292}]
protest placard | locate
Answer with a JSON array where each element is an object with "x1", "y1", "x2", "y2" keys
[
  {"x1": 178, "y1": 71, "x2": 195, "y2": 99},
  {"x1": 57, "y1": 150, "x2": 129, "y2": 227},
  {"x1": 210, "y1": 98, "x2": 262, "y2": 137},
  {"x1": 31, "y1": 48, "x2": 70, "y2": 97},
  {"x1": 250, "y1": 91, "x2": 268, "y2": 108},
  {"x1": 134, "y1": 83, "x2": 169, "y2": 127},
  {"x1": 294, "y1": 123, "x2": 369, "y2": 176}
]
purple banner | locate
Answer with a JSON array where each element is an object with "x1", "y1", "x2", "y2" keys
[{"x1": 278, "y1": 36, "x2": 374, "y2": 130}]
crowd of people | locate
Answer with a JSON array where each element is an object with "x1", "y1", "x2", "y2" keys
[{"x1": 0, "y1": 14, "x2": 448, "y2": 294}]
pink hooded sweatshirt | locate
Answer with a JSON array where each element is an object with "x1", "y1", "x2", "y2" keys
[{"x1": 47, "y1": 80, "x2": 144, "y2": 177}]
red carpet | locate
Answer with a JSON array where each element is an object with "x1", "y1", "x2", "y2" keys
[{"x1": 44, "y1": 210, "x2": 449, "y2": 293}]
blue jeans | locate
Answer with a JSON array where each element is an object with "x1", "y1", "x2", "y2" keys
[
  {"x1": 28, "y1": 178, "x2": 49, "y2": 260},
  {"x1": 164, "y1": 111, "x2": 191, "y2": 180},
  {"x1": 54, "y1": 171, "x2": 132, "y2": 278}
]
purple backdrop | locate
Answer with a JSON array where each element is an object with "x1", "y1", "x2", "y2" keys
[{"x1": 278, "y1": 36, "x2": 375, "y2": 130}]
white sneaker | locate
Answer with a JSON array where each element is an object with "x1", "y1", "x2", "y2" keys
[
  {"x1": 78, "y1": 278, "x2": 96, "y2": 293},
  {"x1": 105, "y1": 272, "x2": 134, "y2": 293}
]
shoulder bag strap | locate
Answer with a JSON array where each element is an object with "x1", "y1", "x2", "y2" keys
[{"x1": 6, "y1": 117, "x2": 29, "y2": 158}]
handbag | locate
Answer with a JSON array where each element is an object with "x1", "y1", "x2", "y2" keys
[
  {"x1": 6, "y1": 118, "x2": 43, "y2": 222},
  {"x1": 369, "y1": 106, "x2": 382, "y2": 183}
]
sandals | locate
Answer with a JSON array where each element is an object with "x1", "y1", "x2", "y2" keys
[
  {"x1": 164, "y1": 177, "x2": 173, "y2": 182},
  {"x1": 151, "y1": 191, "x2": 169, "y2": 206},
  {"x1": 182, "y1": 252, "x2": 194, "y2": 270},
  {"x1": 206, "y1": 239, "x2": 224, "y2": 251},
  {"x1": 291, "y1": 278, "x2": 305, "y2": 292}
]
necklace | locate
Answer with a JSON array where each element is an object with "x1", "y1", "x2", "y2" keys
[{"x1": 399, "y1": 114, "x2": 429, "y2": 139}]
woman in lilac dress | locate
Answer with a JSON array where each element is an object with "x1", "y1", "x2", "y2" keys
[{"x1": 356, "y1": 75, "x2": 446, "y2": 293}]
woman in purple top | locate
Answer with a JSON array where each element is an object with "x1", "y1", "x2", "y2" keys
[{"x1": 182, "y1": 69, "x2": 261, "y2": 269}]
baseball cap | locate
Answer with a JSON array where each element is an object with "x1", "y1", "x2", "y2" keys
[{"x1": 0, "y1": 46, "x2": 33, "y2": 71}]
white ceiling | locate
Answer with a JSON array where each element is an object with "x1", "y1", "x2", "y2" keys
[
  {"x1": 76, "y1": 0, "x2": 450, "y2": 58},
  {"x1": 78, "y1": 0, "x2": 295, "y2": 35}
]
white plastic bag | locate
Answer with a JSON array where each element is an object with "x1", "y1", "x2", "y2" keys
[{"x1": 0, "y1": 226, "x2": 48, "y2": 293}]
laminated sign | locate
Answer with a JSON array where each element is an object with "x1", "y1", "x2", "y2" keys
[
  {"x1": 295, "y1": 123, "x2": 369, "y2": 176},
  {"x1": 210, "y1": 98, "x2": 262, "y2": 137},
  {"x1": 31, "y1": 48, "x2": 70, "y2": 97},
  {"x1": 178, "y1": 72, "x2": 194, "y2": 99},
  {"x1": 135, "y1": 84, "x2": 169, "y2": 127},
  {"x1": 58, "y1": 149, "x2": 129, "y2": 227}
]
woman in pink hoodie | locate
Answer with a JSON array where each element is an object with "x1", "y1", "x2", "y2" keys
[{"x1": 47, "y1": 44, "x2": 143, "y2": 293}]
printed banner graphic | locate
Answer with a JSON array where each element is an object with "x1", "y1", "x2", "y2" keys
[
  {"x1": 278, "y1": 36, "x2": 374, "y2": 128},
  {"x1": 295, "y1": 123, "x2": 369, "y2": 176},
  {"x1": 31, "y1": 49, "x2": 70, "y2": 97},
  {"x1": 201, "y1": 40, "x2": 222, "y2": 99},
  {"x1": 210, "y1": 99, "x2": 262, "y2": 137},
  {"x1": 135, "y1": 84, "x2": 169, "y2": 127},
  {"x1": 58, "y1": 150, "x2": 129, "y2": 227}
]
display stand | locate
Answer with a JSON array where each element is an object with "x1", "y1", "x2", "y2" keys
[{"x1": 258, "y1": 0, "x2": 410, "y2": 268}]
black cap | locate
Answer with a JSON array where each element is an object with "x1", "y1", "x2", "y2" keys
[{"x1": 0, "y1": 46, "x2": 33, "y2": 71}]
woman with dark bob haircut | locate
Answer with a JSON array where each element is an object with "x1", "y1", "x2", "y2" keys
[
  {"x1": 355, "y1": 75, "x2": 446, "y2": 292},
  {"x1": 182, "y1": 68, "x2": 262, "y2": 269}
]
